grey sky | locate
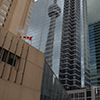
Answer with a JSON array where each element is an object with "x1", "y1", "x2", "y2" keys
[{"x1": 87, "y1": 0, "x2": 100, "y2": 24}]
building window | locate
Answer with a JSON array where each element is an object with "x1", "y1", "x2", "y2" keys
[
  {"x1": 1, "y1": 9, "x2": 7, "y2": 15},
  {"x1": 87, "y1": 91, "x2": 91, "y2": 97},
  {"x1": 29, "y1": 7, "x2": 33, "y2": 12},
  {"x1": 0, "y1": 14, "x2": 5, "y2": 20},
  {"x1": 25, "y1": 24, "x2": 29, "y2": 29},
  {"x1": 1, "y1": 49, "x2": 20, "y2": 66},
  {"x1": 30, "y1": 3, "x2": 34, "y2": 8},
  {"x1": 26, "y1": 20, "x2": 30, "y2": 24},
  {"x1": 69, "y1": 94, "x2": 74, "y2": 98},
  {"x1": 2, "y1": 50, "x2": 8, "y2": 62},
  {"x1": 7, "y1": 53, "x2": 18, "y2": 66},
  {"x1": 5, "y1": 0, "x2": 11, "y2": 5},
  {"x1": 3, "y1": 4, "x2": 9, "y2": 10},
  {"x1": 27, "y1": 15, "x2": 31, "y2": 20},
  {"x1": 28, "y1": 11, "x2": 32, "y2": 16},
  {"x1": 0, "y1": 21, "x2": 3, "y2": 26},
  {"x1": 31, "y1": 0, "x2": 34, "y2": 4},
  {"x1": 79, "y1": 93, "x2": 84, "y2": 97}
]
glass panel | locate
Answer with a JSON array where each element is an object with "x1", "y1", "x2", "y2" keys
[
  {"x1": 40, "y1": 60, "x2": 71, "y2": 100},
  {"x1": 27, "y1": 15, "x2": 31, "y2": 20},
  {"x1": 0, "y1": 14, "x2": 5, "y2": 20},
  {"x1": 27, "y1": 20, "x2": 30, "y2": 25},
  {"x1": 5, "y1": 0, "x2": 11, "y2": 5},
  {"x1": 30, "y1": 3, "x2": 34, "y2": 8},
  {"x1": 0, "y1": 21, "x2": 3, "y2": 26},
  {"x1": 1, "y1": 9, "x2": 7, "y2": 15},
  {"x1": 29, "y1": 7, "x2": 33, "y2": 12},
  {"x1": 25, "y1": 24, "x2": 29, "y2": 29},
  {"x1": 3, "y1": 4, "x2": 9, "y2": 10},
  {"x1": 28, "y1": 11, "x2": 32, "y2": 16},
  {"x1": 1, "y1": 49, "x2": 19, "y2": 66},
  {"x1": 2, "y1": 50, "x2": 8, "y2": 62}
]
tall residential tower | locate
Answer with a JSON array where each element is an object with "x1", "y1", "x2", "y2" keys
[
  {"x1": 0, "y1": 0, "x2": 34, "y2": 36},
  {"x1": 59, "y1": 0, "x2": 90, "y2": 90},
  {"x1": 59, "y1": 0, "x2": 81, "y2": 90}
]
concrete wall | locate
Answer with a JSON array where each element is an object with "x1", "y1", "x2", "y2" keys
[
  {"x1": 0, "y1": 79, "x2": 41, "y2": 100},
  {"x1": 0, "y1": 27, "x2": 45, "y2": 100},
  {"x1": 0, "y1": 0, "x2": 32, "y2": 36}
]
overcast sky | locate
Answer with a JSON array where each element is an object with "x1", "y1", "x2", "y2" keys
[{"x1": 87, "y1": 0, "x2": 100, "y2": 24}]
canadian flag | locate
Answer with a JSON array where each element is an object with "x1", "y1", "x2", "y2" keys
[{"x1": 23, "y1": 36, "x2": 32, "y2": 41}]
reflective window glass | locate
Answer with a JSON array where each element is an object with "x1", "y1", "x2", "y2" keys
[
  {"x1": 0, "y1": 14, "x2": 5, "y2": 20},
  {"x1": 28, "y1": 11, "x2": 32, "y2": 16},
  {"x1": 29, "y1": 7, "x2": 33, "y2": 12},
  {"x1": 3, "y1": 4, "x2": 9, "y2": 10},
  {"x1": 0, "y1": 21, "x2": 3, "y2": 26},
  {"x1": 28, "y1": 15, "x2": 31, "y2": 20},
  {"x1": 5, "y1": 0, "x2": 11, "y2": 5},
  {"x1": 27, "y1": 20, "x2": 30, "y2": 24},
  {"x1": 25, "y1": 24, "x2": 29, "y2": 29},
  {"x1": 1, "y1": 9, "x2": 7, "y2": 15}
]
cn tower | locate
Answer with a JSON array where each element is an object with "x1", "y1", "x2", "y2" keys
[{"x1": 45, "y1": 0, "x2": 61, "y2": 67}]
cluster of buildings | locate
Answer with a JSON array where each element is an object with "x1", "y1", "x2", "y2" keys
[{"x1": 0, "y1": 0, "x2": 100, "y2": 100}]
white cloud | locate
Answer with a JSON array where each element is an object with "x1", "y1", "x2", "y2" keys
[{"x1": 34, "y1": 0, "x2": 38, "y2": 2}]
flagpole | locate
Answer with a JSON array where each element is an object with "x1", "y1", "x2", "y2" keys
[
  {"x1": 22, "y1": 36, "x2": 33, "y2": 45},
  {"x1": 28, "y1": 39, "x2": 30, "y2": 44},
  {"x1": 30, "y1": 36, "x2": 33, "y2": 45}
]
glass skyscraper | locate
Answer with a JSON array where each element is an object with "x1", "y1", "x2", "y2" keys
[
  {"x1": 59, "y1": 0, "x2": 81, "y2": 90},
  {"x1": 27, "y1": 0, "x2": 90, "y2": 90},
  {"x1": 59, "y1": 0, "x2": 90, "y2": 90},
  {"x1": 89, "y1": 21, "x2": 100, "y2": 86},
  {"x1": 27, "y1": 0, "x2": 64, "y2": 77}
]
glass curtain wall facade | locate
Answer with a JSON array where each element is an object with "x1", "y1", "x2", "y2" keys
[
  {"x1": 27, "y1": 0, "x2": 90, "y2": 90},
  {"x1": 40, "y1": 60, "x2": 71, "y2": 100},
  {"x1": 45, "y1": 0, "x2": 61, "y2": 67},
  {"x1": 27, "y1": 0, "x2": 64, "y2": 77},
  {"x1": 59, "y1": 0, "x2": 81, "y2": 90},
  {"x1": 89, "y1": 21, "x2": 100, "y2": 86},
  {"x1": 80, "y1": 0, "x2": 90, "y2": 88}
]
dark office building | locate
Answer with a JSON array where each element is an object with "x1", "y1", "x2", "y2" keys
[
  {"x1": 59, "y1": 0, "x2": 90, "y2": 90},
  {"x1": 59, "y1": 0, "x2": 81, "y2": 90},
  {"x1": 89, "y1": 21, "x2": 100, "y2": 86}
]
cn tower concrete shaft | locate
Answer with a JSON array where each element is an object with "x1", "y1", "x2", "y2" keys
[{"x1": 45, "y1": 0, "x2": 61, "y2": 67}]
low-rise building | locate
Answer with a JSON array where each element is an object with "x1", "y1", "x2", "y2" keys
[
  {"x1": 0, "y1": 27, "x2": 71, "y2": 100},
  {"x1": 67, "y1": 86, "x2": 100, "y2": 100}
]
